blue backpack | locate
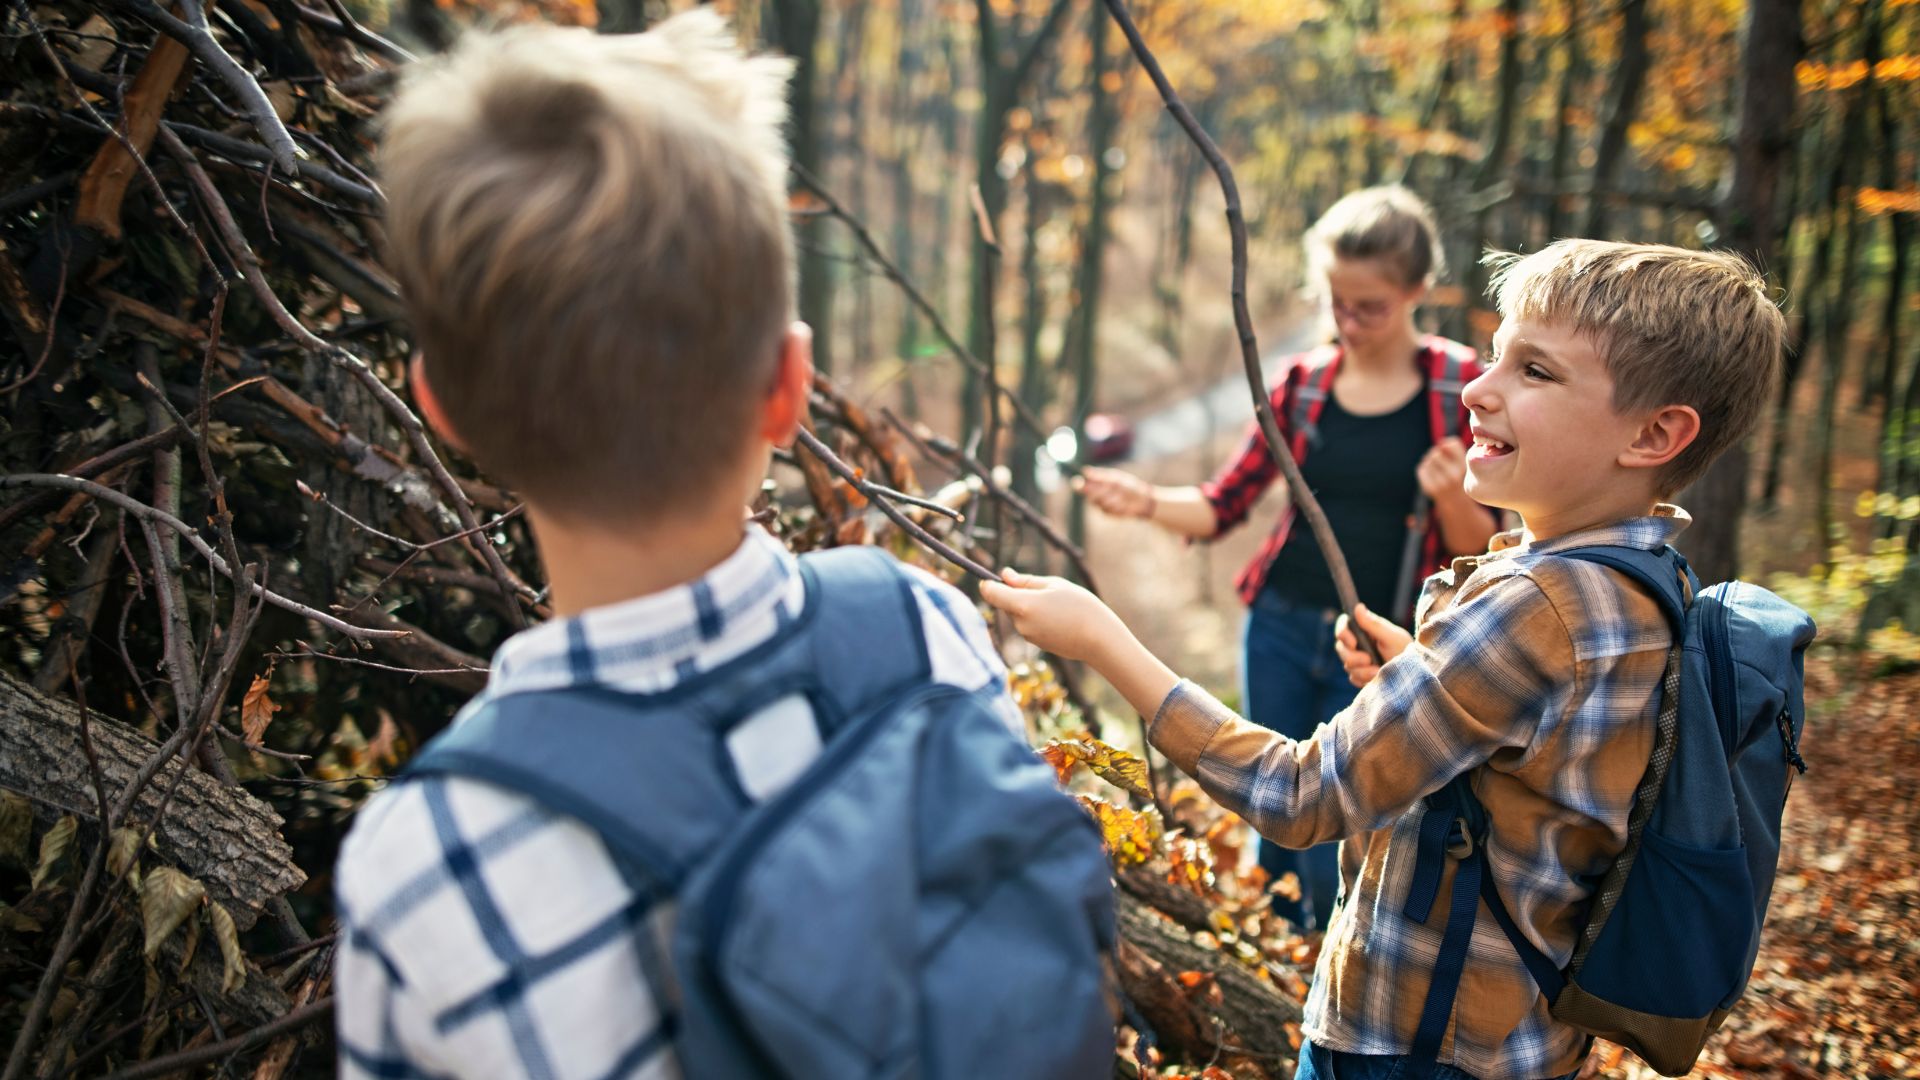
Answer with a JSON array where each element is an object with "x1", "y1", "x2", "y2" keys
[
  {"x1": 1404, "y1": 545, "x2": 1816, "y2": 1076},
  {"x1": 406, "y1": 546, "x2": 1118, "y2": 1079}
]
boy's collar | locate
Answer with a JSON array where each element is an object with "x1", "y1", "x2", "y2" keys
[
  {"x1": 487, "y1": 526, "x2": 800, "y2": 695},
  {"x1": 1476, "y1": 503, "x2": 1690, "y2": 565}
]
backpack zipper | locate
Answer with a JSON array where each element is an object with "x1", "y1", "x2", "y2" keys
[{"x1": 1776, "y1": 708, "x2": 1807, "y2": 775}]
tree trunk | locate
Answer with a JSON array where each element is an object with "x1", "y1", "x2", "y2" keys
[
  {"x1": 1760, "y1": 123, "x2": 1829, "y2": 510},
  {"x1": 1679, "y1": 0, "x2": 1802, "y2": 584},
  {"x1": 1115, "y1": 892, "x2": 1302, "y2": 1076},
  {"x1": 1813, "y1": 2, "x2": 1883, "y2": 563},
  {"x1": 1069, "y1": 1, "x2": 1117, "y2": 552},
  {"x1": 1013, "y1": 158, "x2": 1052, "y2": 511},
  {"x1": 1868, "y1": 82, "x2": 1911, "y2": 448},
  {"x1": 1394, "y1": 0, "x2": 1466, "y2": 190},
  {"x1": 1581, "y1": 0, "x2": 1651, "y2": 238},
  {"x1": 1464, "y1": 0, "x2": 1525, "y2": 319},
  {"x1": 771, "y1": 0, "x2": 831, "y2": 372},
  {"x1": 0, "y1": 672, "x2": 306, "y2": 929}
]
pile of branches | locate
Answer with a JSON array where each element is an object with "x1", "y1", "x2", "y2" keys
[{"x1": 0, "y1": 0, "x2": 1307, "y2": 1075}]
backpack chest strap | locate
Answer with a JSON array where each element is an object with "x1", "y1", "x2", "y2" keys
[{"x1": 1404, "y1": 776, "x2": 1565, "y2": 1062}]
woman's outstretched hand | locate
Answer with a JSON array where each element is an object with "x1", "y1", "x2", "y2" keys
[
  {"x1": 1333, "y1": 604, "x2": 1414, "y2": 688},
  {"x1": 1073, "y1": 467, "x2": 1156, "y2": 519}
]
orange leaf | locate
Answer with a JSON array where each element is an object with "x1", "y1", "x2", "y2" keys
[
  {"x1": 1039, "y1": 742, "x2": 1079, "y2": 786},
  {"x1": 240, "y1": 674, "x2": 278, "y2": 745}
]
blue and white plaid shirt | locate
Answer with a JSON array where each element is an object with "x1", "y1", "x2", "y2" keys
[{"x1": 333, "y1": 527, "x2": 1017, "y2": 1079}]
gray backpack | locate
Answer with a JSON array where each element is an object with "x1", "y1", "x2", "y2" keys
[{"x1": 406, "y1": 546, "x2": 1117, "y2": 1078}]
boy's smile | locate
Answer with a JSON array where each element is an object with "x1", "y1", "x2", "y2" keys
[{"x1": 1461, "y1": 318, "x2": 1655, "y2": 540}]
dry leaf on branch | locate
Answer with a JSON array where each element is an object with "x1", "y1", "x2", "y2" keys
[
  {"x1": 1045, "y1": 738, "x2": 1153, "y2": 800},
  {"x1": 241, "y1": 672, "x2": 280, "y2": 745},
  {"x1": 30, "y1": 814, "x2": 77, "y2": 891},
  {"x1": 140, "y1": 864, "x2": 206, "y2": 957}
]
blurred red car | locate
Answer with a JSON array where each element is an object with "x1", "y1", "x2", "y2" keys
[{"x1": 1082, "y1": 412, "x2": 1135, "y2": 464}]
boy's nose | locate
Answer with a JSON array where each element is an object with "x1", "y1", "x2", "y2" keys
[{"x1": 1461, "y1": 367, "x2": 1496, "y2": 413}]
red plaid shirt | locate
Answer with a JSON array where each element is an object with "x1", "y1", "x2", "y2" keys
[{"x1": 1199, "y1": 337, "x2": 1482, "y2": 608}]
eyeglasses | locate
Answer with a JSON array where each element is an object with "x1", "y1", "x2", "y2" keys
[{"x1": 1330, "y1": 296, "x2": 1394, "y2": 326}]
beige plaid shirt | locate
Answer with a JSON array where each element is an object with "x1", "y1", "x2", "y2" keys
[{"x1": 1151, "y1": 507, "x2": 1688, "y2": 1076}]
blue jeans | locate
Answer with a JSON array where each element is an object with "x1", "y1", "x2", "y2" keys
[
  {"x1": 1293, "y1": 1039, "x2": 1582, "y2": 1080},
  {"x1": 1242, "y1": 590, "x2": 1356, "y2": 930}
]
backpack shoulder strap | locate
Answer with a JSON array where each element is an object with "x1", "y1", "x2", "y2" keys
[
  {"x1": 1554, "y1": 544, "x2": 1695, "y2": 634},
  {"x1": 1287, "y1": 346, "x2": 1342, "y2": 458},
  {"x1": 1424, "y1": 338, "x2": 1472, "y2": 443},
  {"x1": 405, "y1": 689, "x2": 730, "y2": 892},
  {"x1": 404, "y1": 546, "x2": 933, "y2": 887},
  {"x1": 795, "y1": 546, "x2": 930, "y2": 731}
]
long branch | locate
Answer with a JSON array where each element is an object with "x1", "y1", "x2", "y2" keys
[
  {"x1": 794, "y1": 429, "x2": 997, "y2": 582},
  {"x1": 1098, "y1": 0, "x2": 1379, "y2": 661},
  {"x1": 96, "y1": 998, "x2": 334, "y2": 1080},
  {"x1": 0, "y1": 475, "x2": 405, "y2": 639},
  {"x1": 111, "y1": 0, "x2": 301, "y2": 174}
]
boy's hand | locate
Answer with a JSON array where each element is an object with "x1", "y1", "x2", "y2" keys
[
  {"x1": 1333, "y1": 604, "x2": 1413, "y2": 688},
  {"x1": 981, "y1": 569, "x2": 1133, "y2": 665},
  {"x1": 1416, "y1": 437, "x2": 1469, "y2": 503},
  {"x1": 1072, "y1": 467, "x2": 1155, "y2": 519}
]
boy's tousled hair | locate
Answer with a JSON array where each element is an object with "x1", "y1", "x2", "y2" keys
[
  {"x1": 381, "y1": 11, "x2": 795, "y2": 520},
  {"x1": 1305, "y1": 184, "x2": 1447, "y2": 290},
  {"x1": 1486, "y1": 240, "x2": 1785, "y2": 495}
]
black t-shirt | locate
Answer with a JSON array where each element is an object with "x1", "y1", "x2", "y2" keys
[{"x1": 1262, "y1": 386, "x2": 1430, "y2": 616}]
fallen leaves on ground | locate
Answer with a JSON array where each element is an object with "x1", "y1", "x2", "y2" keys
[{"x1": 1603, "y1": 653, "x2": 1920, "y2": 1078}]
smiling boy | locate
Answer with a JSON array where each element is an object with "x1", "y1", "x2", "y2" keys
[{"x1": 985, "y1": 240, "x2": 1786, "y2": 1079}]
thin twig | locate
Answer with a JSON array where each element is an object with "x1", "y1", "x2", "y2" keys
[
  {"x1": 0, "y1": 475, "x2": 407, "y2": 638},
  {"x1": 96, "y1": 998, "x2": 334, "y2": 1080},
  {"x1": 313, "y1": 0, "x2": 415, "y2": 64},
  {"x1": 795, "y1": 430, "x2": 996, "y2": 582},
  {"x1": 886, "y1": 411, "x2": 1098, "y2": 591},
  {"x1": 167, "y1": 120, "x2": 379, "y2": 205},
  {"x1": 276, "y1": 648, "x2": 487, "y2": 680},
  {"x1": 790, "y1": 164, "x2": 1050, "y2": 444},
  {"x1": 866, "y1": 482, "x2": 964, "y2": 521}
]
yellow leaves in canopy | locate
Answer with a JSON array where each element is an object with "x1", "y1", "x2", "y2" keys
[
  {"x1": 1797, "y1": 56, "x2": 1920, "y2": 91},
  {"x1": 1858, "y1": 188, "x2": 1920, "y2": 217},
  {"x1": 1042, "y1": 737, "x2": 1152, "y2": 799}
]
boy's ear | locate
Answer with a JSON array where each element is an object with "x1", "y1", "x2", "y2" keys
[
  {"x1": 760, "y1": 321, "x2": 814, "y2": 448},
  {"x1": 1619, "y1": 403, "x2": 1701, "y2": 471},
  {"x1": 409, "y1": 353, "x2": 470, "y2": 453}
]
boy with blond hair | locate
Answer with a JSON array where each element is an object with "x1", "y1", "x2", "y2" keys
[
  {"x1": 988, "y1": 241, "x2": 1797, "y2": 1079},
  {"x1": 335, "y1": 13, "x2": 1114, "y2": 1079}
]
